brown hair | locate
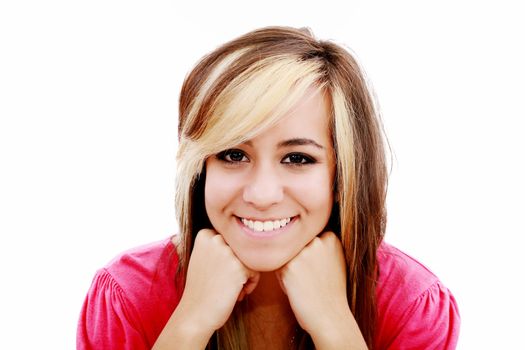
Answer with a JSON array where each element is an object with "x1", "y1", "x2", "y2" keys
[{"x1": 175, "y1": 26, "x2": 388, "y2": 349}]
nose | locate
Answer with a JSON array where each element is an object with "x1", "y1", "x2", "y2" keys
[{"x1": 242, "y1": 163, "x2": 284, "y2": 209}]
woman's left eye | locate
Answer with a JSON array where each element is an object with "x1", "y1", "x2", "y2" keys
[{"x1": 282, "y1": 153, "x2": 316, "y2": 165}]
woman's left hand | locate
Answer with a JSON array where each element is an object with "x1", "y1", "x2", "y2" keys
[{"x1": 276, "y1": 231, "x2": 368, "y2": 349}]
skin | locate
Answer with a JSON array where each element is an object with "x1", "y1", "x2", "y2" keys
[
  {"x1": 153, "y1": 88, "x2": 367, "y2": 349},
  {"x1": 204, "y1": 87, "x2": 336, "y2": 273}
]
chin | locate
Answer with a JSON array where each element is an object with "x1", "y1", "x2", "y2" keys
[{"x1": 239, "y1": 254, "x2": 290, "y2": 272}]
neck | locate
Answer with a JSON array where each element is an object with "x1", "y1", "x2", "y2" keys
[
  {"x1": 244, "y1": 272, "x2": 297, "y2": 346},
  {"x1": 246, "y1": 272, "x2": 289, "y2": 309}
]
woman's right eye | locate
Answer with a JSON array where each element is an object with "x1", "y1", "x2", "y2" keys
[{"x1": 216, "y1": 149, "x2": 248, "y2": 163}]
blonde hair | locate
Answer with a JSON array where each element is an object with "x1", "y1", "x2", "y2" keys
[{"x1": 175, "y1": 26, "x2": 388, "y2": 349}]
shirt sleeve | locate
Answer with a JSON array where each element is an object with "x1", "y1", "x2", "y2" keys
[
  {"x1": 387, "y1": 281, "x2": 460, "y2": 350},
  {"x1": 77, "y1": 269, "x2": 149, "y2": 350}
]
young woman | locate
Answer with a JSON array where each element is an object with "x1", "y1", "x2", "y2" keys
[{"x1": 77, "y1": 26, "x2": 460, "y2": 349}]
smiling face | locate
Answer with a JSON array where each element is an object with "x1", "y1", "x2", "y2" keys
[{"x1": 204, "y1": 88, "x2": 336, "y2": 271}]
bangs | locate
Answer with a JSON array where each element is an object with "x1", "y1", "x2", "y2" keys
[{"x1": 193, "y1": 55, "x2": 326, "y2": 156}]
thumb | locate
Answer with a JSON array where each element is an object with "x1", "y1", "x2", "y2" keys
[{"x1": 243, "y1": 271, "x2": 260, "y2": 296}]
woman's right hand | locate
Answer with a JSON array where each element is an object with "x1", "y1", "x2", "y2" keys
[{"x1": 153, "y1": 229, "x2": 260, "y2": 349}]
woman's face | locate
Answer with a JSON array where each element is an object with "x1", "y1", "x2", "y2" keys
[{"x1": 204, "y1": 88, "x2": 336, "y2": 271}]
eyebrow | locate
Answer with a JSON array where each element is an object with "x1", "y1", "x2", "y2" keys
[{"x1": 244, "y1": 138, "x2": 325, "y2": 149}]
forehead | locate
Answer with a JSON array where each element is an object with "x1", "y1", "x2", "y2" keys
[
  {"x1": 258, "y1": 88, "x2": 332, "y2": 144},
  {"x1": 284, "y1": 87, "x2": 330, "y2": 123}
]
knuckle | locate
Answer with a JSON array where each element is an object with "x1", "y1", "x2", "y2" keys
[
  {"x1": 196, "y1": 228, "x2": 213, "y2": 241},
  {"x1": 310, "y1": 236, "x2": 322, "y2": 248},
  {"x1": 211, "y1": 233, "x2": 223, "y2": 243}
]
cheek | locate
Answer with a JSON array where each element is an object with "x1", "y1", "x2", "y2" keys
[
  {"x1": 287, "y1": 170, "x2": 334, "y2": 235},
  {"x1": 290, "y1": 168, "x2": 334, "y2": 206},
  {"x1": 204, "y1": 167, "x2": 240, "y2": 216}
]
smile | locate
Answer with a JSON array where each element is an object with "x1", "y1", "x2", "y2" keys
[{"x1": 239, "y1": 216, "x2": 294, "y2": 232}]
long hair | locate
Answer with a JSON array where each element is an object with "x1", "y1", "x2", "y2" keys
[{"x1": 175, "y1": 26, "x2": 388, "y2": 349}]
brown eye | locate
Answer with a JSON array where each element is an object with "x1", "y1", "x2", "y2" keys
[
  {"x1": 216, "y1": 149, "x2": 248, "y2": 163},
  {"x1": 282, "y1": 153, "x2": 316, "y2": 165}
]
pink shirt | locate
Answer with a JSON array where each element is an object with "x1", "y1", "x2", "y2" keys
[{"x1": 77, "y1": 237, "x2": 460, "y2": 349}]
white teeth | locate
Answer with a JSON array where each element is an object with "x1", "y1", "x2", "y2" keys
[
  {"x1": 253, "y1": 221, "x2": 264, "y2": 232},
  {"x1": 241, "y1": 217, "x2": 293, "y2": 232}
]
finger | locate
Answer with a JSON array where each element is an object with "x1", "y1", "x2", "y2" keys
[
  {"x1": 243, "y1": 271, "x2": 260, "y2": 296},
  {"x1": 197, "y1": 228, "x2": 217, "y2": 240},
  {"x1": 237, "y1": 289, "x2": 246, "y2": 302},
  {"x1": 274, "y1": 270, "x2": 287, "y2": 295},
  {"x1": 322, "y1": 231, "x2": 341, "y2": 245}
]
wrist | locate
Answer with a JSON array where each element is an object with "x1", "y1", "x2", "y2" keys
[
  {"x1": 308, "y1": 306, "x2": 368, "y2": 350},
  {"x1": 153, "y1": 302, "x2": 215, "y2": 350},
  {"x1": 311, "y1": 327, "x2": 367, "y2": 350}
]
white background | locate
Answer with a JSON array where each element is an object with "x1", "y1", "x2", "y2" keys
[{"x1": 1, "y1": 0, "x2": 523, "y2": 348}]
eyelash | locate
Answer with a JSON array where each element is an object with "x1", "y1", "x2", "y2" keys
[{"x1": 216, "y1": 149, "x2": 317, "y2": 166}]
